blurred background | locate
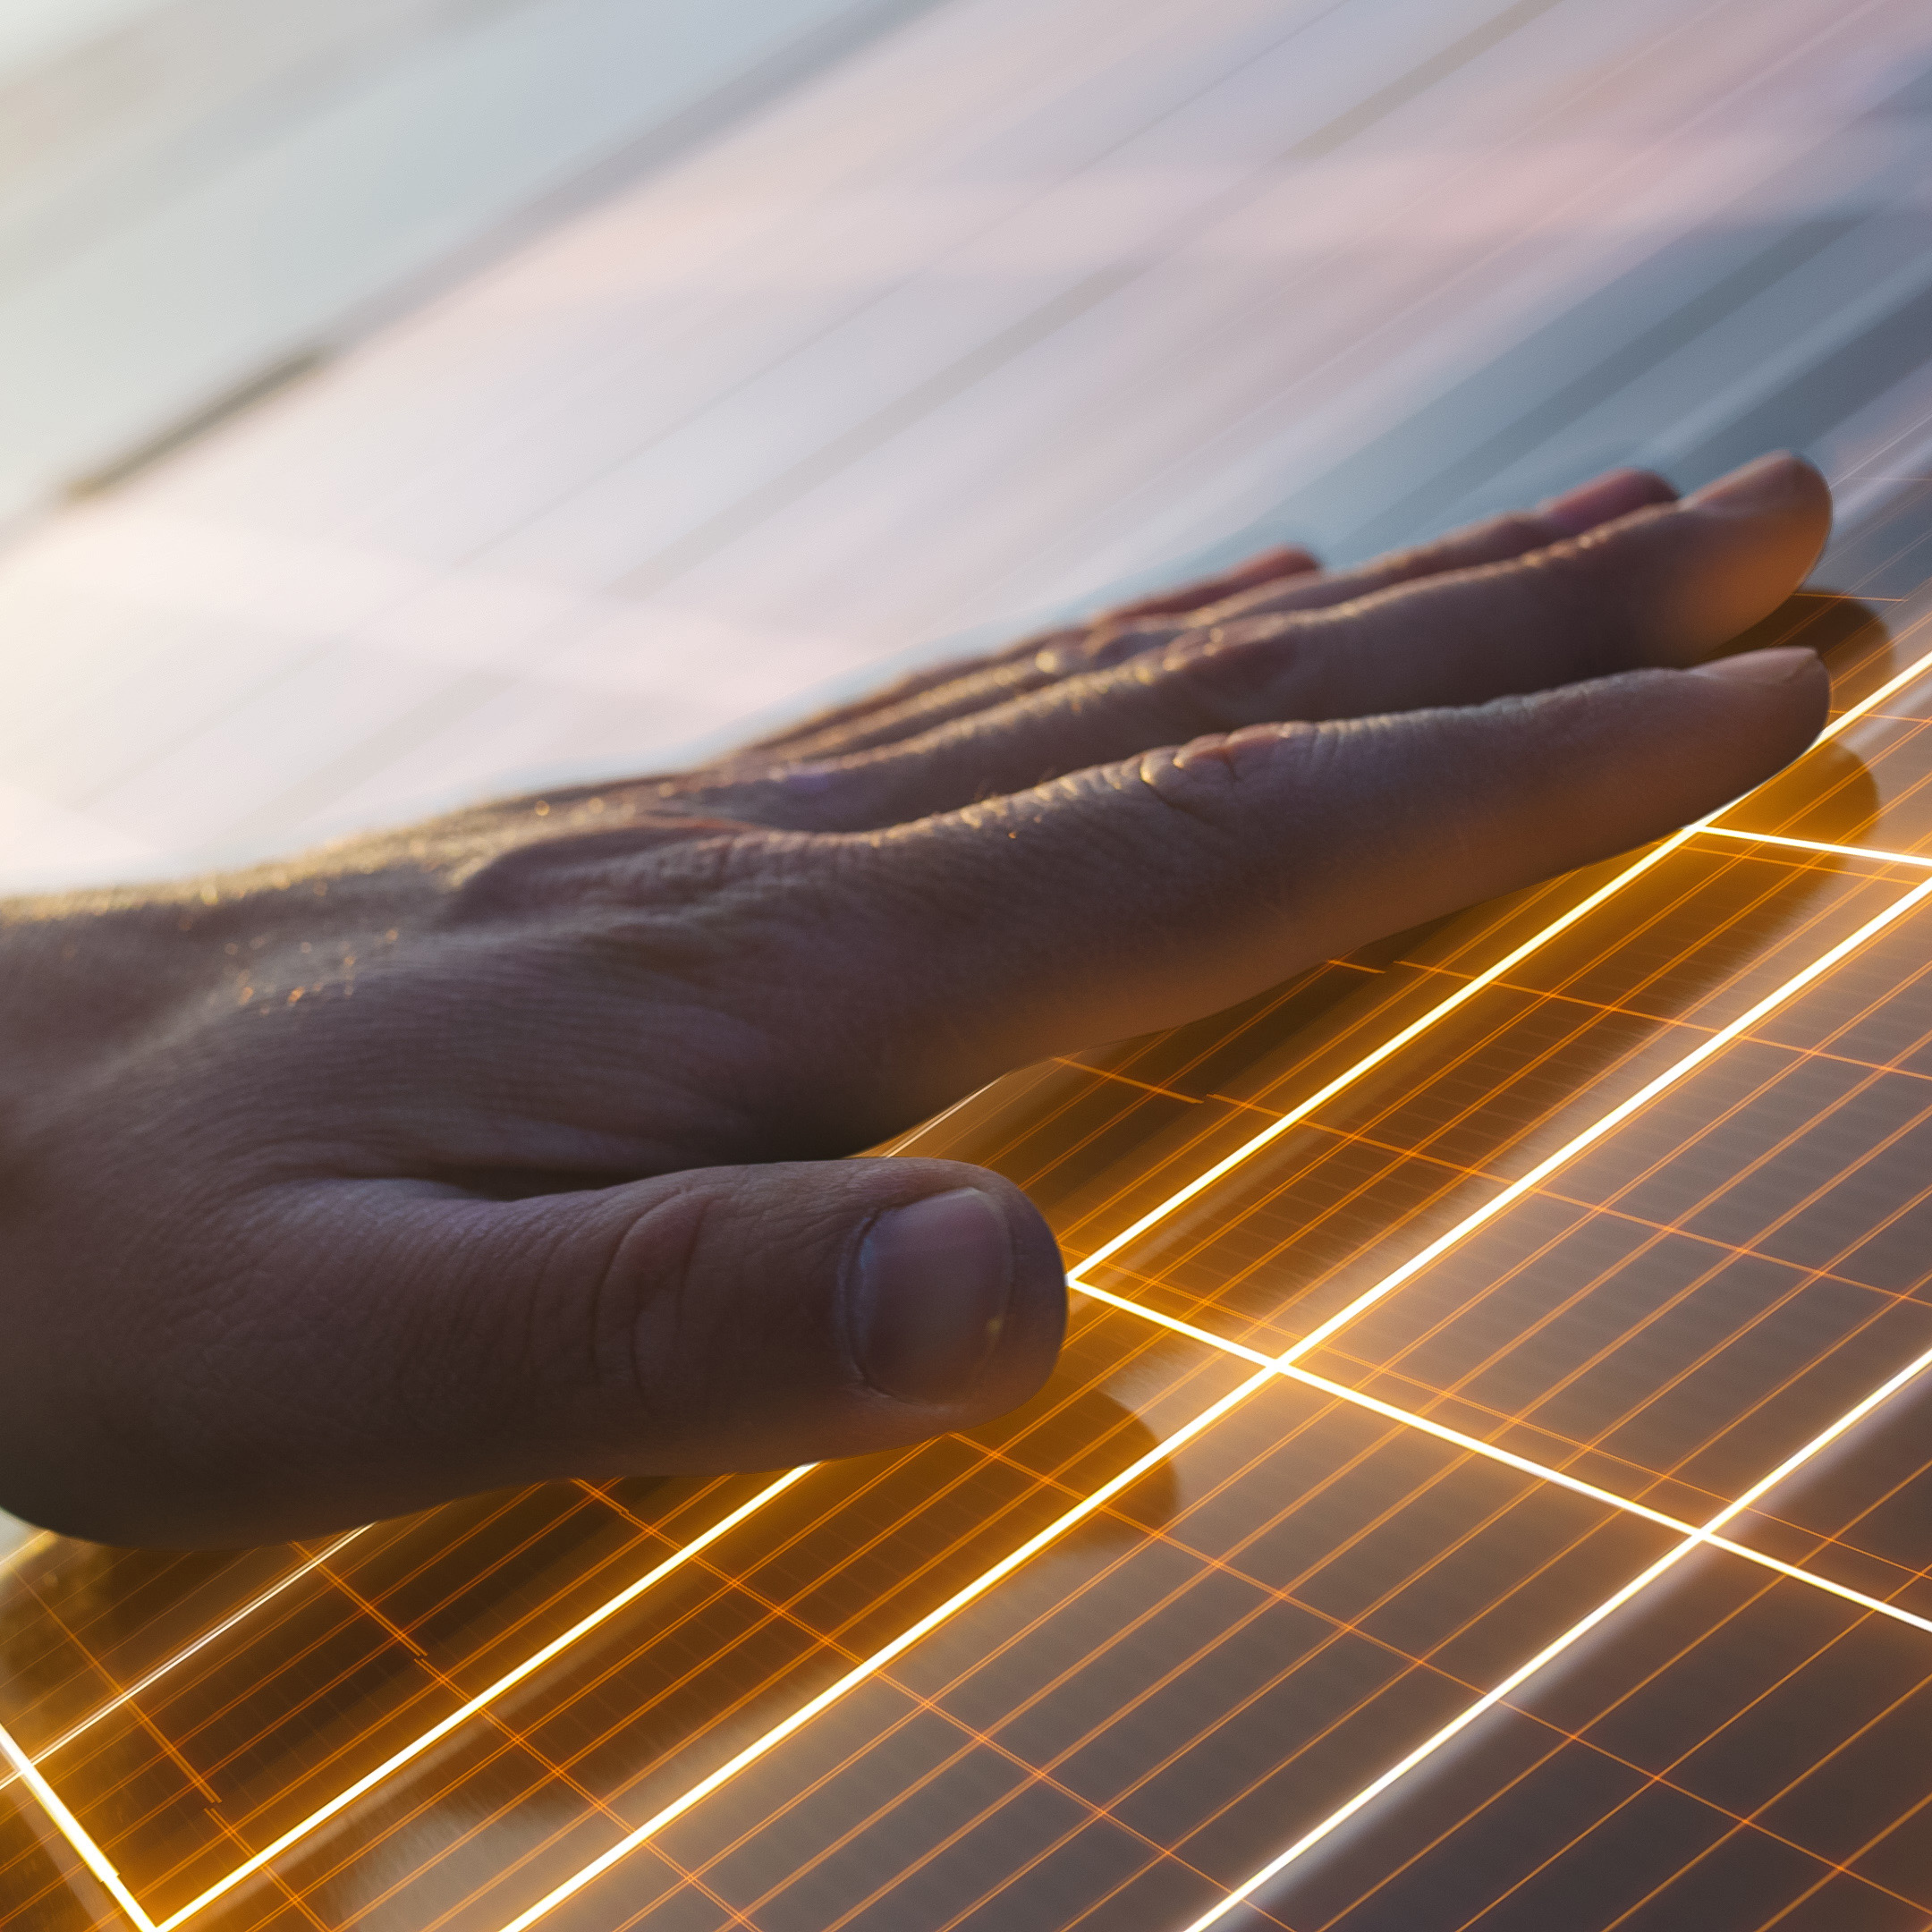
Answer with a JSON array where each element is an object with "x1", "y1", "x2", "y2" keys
[{"x1": 2, "y1": 0, "x2": 1932, "y2": 896}]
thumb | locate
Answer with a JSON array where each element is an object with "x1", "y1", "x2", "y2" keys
[
  {"x1": 80, "y1": 1159, "x2": 1066, "y2": 1544},
  {"x1": 562, "y1": 1159, "x2": 1068, "y2": 1472}
]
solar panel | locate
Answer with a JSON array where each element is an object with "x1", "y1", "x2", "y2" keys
[{"x1": 6, "y1": 3, "x2": 1932, "y2": 1928}]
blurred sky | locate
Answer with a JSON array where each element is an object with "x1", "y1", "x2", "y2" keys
[{"x1": 3, "y1": 0, "x2": 1932, "y2": 896}]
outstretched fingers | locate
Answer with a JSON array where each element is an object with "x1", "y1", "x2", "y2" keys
[
  {"x1": 771, "y1": 454, "x2": 1827, "y2": 833},
  {"x1": 840, "y1": 646, "x2": 1830, "y2": 1076},
  {"x1": 747, "y1": 466, "x2": 1668, "y2": 768},
  {"x1": 1195, "y1": 465, "x2": 1679, "y2": 626},
  {"x1": 744, "y1": 545, "x2": 1320, "y2": 767}
]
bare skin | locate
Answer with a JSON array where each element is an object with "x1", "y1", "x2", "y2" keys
[{"x1": 0, "y1": 453, "x2": 1834, "y2": 1547}]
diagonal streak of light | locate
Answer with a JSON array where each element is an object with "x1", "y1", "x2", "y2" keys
[
  {"x1": 481, "y1": 843, "x2": 1932, "y2": 1932},
  {"x1": 19, "y1": 646, "x2": 1930, "y2": 1930},
  {"x1": 1073, "y1": 1281, "x2": 1932, "y2": 1638},
  {"x1": 0, "y1": 1529, "x2": 369, "y2": 1799},
  {"x1": 1173, "y1": 1328, "x2": 1932, "y2": 1932},
  {"x1": 1065, "y1": 637, "x2": 1932, "y2": 1292}
]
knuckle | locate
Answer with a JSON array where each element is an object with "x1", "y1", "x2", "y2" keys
[
  {"x1": 1475, "y1": 511, "x2": 1554, "y2": 560},
  {"x1": 1134, "y1": 719, "x2": 1323, "y2": 826},
  {"x1": 1156, "y1": 619, "x2": 1310, "y2": 728},
  {"x1": 1509, "y1": 530, "x2": 1631, "y2": 650}
]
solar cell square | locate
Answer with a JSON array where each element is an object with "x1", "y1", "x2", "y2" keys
[
  {"x1": 1720, "y1": 1377, "x2": 1932, "y2": 1632},
  {"x1": 1232, "y1": 1555, "x2": 1932, "y2": 1932},
  {"x1": 0, "y1": 1787, "x2": 105, "y2": 1932},
  {"x1": 1072, "y1": 845, "x2": 1932, "y2": 1362},
  {"x1": 12, "y1": 4, "x2": 1932, "y2": 1928},
  {"x1": 597, "y1": 1378, "x2": 1672, "y2": 1932}
]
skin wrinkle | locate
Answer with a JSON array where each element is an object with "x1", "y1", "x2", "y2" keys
[
  {"x1": 603, "y1": 1187, "x2": 707, "y2": 1441},
  {"x1": 0, "y1": 455, "x2": 1836, "y2": 1545}
]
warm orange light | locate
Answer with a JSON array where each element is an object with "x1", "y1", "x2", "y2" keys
[
  {"x1": 1176, "y1": 1327, "x2": 1932, "y2": 1932},
  {"x1": 487, "y1": 867, "x2": 1932, "y2": 1932}
]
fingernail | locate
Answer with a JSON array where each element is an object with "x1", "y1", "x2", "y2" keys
[
  {"x1": 1685, "y1": 452, "x2": 1802, "y2": 513},
  {"x1": 1537, "y1": 467, "x2": 1672, "y2": 537},
  {"x1": 850, "y1": 1189, "x2": 1014, "y2": 1405},
  {"x1": 1689, "y1": 646, "x2": 1818, "y2": 684}
]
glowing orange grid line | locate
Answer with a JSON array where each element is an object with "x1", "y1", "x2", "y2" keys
[
  {"x1": 1073, "y1": 1283, "x2": 1932, "y2": 1638},
  {"x1": 1699, "y1": 826, "x2": 1932, "y2": 869},
  {"x1": 1064, "y1": 638, "x2": 1932, "y2": 1289},
  {"x1": 482, "y1": 842, "x2": 1932, "y2": 1931},
  {"x1": 3, "y1": 1470, "x2": 811, "y2": 1932},
  {"x1": 22, "y1": 648, "x2": 1931, "y2": 1930},
  {"x1": 0, "y1": 1716, "x2": 157, "y2": 1931},
  {"x1": 492, "y1": 1366, "x2": 1276, "y2": 1932},
  {"x1": 0, "y1": 1528, "x2": 368, "y2": 1800},
  {"x1": 1174, "y1": 1326, "x2": 1932, "y2": 1932},
  {"x1": 145, "y1": 1466, "x2": 814, "y2": 1931}
]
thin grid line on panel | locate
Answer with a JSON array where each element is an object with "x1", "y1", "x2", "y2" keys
[
  {"x1": 140, "y1": 1309, "x2": 1237, "y2": 1927},
  {"x1": 1304, "y1": 900, "x2": 1932, "y2": 1516},
  {"x1": 19, "y1": 601, "x2": 1924, "y2": 1877},
  {"x1": 1300, "y1": 1556, "x2": 1919, "y2": 1932},
  {"x1": 1596, "y1": 1635, "x2": 1932, "y2": 1932},
  {"x1": 15, "y1": 632, "x2": 1925, "y2": 1906},
  {"x1": 1151, "y1": 849, "x2": 1932, "y2": 1418},
  {"x1": 555, "y1": 1273, "x2": 1932, "y2": 1932},
  {"x1": 6, "y1": 1471, "x2": 811, "y2": 1931},
  {"x1": 652, "y1": 1375, "x2": 1931, "y2": 1932},
  {"x1": 1056, "y1": 632, "x2": 1932, "y2": 1290},
  {"x1": 1447, "y1": 1528, "x2": 1932, "y2": 1932},
  {"x1": 18, "y1": 656, "x2": 1932, "y2": 1932},
  {"x1": 22, "y1": 1283, "x2": 1159, "y2": 1916},
  {"x1": 475, "y1": 637, "x2": 1909, "y2": 1916},
  {"x1": 0, "y1": 869, "x2": 1901, "y2": 1924},
  {"x1": 1074, "y1": 1284, "x2": 1932, "y2": 1633},
  {"x1": 372, "y1": 1322, "x2": 1260, "y2": 1931},
  {"x1": 768, "y1": 1135, "x2": 1932, "y2": 1931},
  {"x1": 1515, "y1": 1421, "x2": 1932, "y2": 1929},
  {"x1": 0, "y1": 1532, "x2": 360, "y2": 1795},
  {"x1": 1174, "y1": 1321, "x2": 1932, "y2": 1932},
  {"x1": 720, "y1": 1446, "x2": 1627, "y2": 1932},
  {"x1": 465, "y1": 848, "x2": 1932, "y2": 1928},
  {"x1": 3, "y1": 1472, "x2": 652, "y2": 1804},
  {"x1": 1133, "y1": 839, "x2": 1873, "y2": 1304}
]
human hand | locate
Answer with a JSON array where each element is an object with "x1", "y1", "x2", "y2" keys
[{"x1": 0, "y1": 454, "x2": 1831, "y2": 1546}]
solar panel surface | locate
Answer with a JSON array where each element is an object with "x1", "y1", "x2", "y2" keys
[{"x1": 6, "y1": 2, "x2": 1932, "y2": 1928}]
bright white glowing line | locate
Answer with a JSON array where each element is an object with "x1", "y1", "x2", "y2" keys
[
  {"x1": 493, "y1": 1368, "x2": 1277, "y2": 1932},
  {"x1": 490, "y1": 865, "x2": 1932, "y2": 1932},
  {"x1": 1074, "y1": 1284, "x2": 1932, "y2": 1639},
  {"x1": 0, "y1": 1526, "x2": 53, "y2": 1580},
  {"x1": 1815, "y1": 638, "x2": 1932, "y2": 735},
  {"x1": 1699, "y1": 826, "x2": 1932, "y2": 869},
  {"x1": 1062, "y1": 832, "x2": 1693, "y2": 1283},
  {"x1": 1066, "y1": 637, "x2": 1932, "y2": 1290},
  {"x1": 1174, "y1": 1329, "x2": 1932, "y2": 1932},
  {"x1": 0, "y1": 1530, "x2": 369, "y2": 1797},
  {"x1": 1246, "y1": 873, "x2": 1932, "y2": 1377},
  {"x1": 45, "y1": 648, "x2": 1928, "y2": 1929},
  {"x1": 151, "y1": 1467, "x2": 815, "y2": 1932},
  {"x1": 0, "y1": 1716, "x2": 154, "y2": 1930}
]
